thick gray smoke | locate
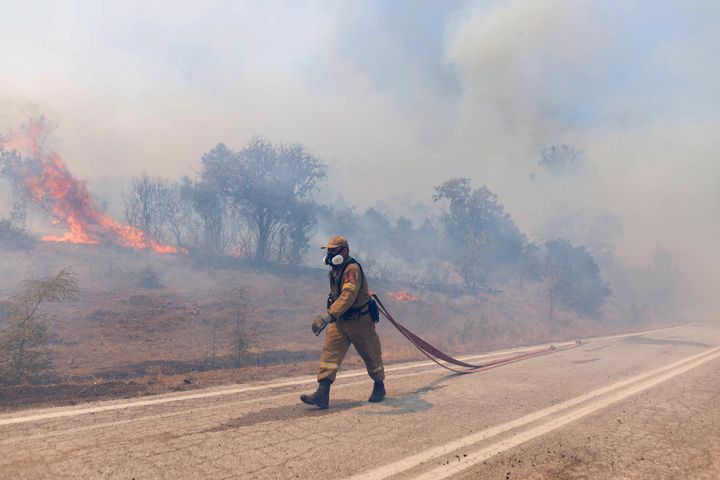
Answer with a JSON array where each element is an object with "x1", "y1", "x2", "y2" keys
[{"x1": 1, "y1": 1, "x2": 719, "y2": 317}]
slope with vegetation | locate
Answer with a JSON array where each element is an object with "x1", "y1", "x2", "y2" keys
[{"x1": 0, "y1": 126, "x2": 682, "y2": 409}]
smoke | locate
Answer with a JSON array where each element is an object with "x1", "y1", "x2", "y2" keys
[
  {"x1": 1, "y1": 1, "x2": 719, "y2": 315},
  {"x1": 438, "y1": 0, "x2": 720, "y2": 317}
]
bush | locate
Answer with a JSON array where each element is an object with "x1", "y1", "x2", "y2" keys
[
  {"x1": 0, "y1": 219, "x2": 36, "y2": 251},
  {"x1": 544, "y1": 239, "x2": 611, "y2": 317},
  {"x1": 137, "y1": 268, "x2": 164, "y2": 290},
  {"x1": 0, "y1": 269, "x2": 78, "y2": 384}
]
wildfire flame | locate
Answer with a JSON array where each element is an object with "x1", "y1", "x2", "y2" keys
[
  {"x1": 387, "y1": 291, "x2": 419, "y2": 303},
  {"x1": 0, "y1": 118, "x2": 177, "y2": 254}
]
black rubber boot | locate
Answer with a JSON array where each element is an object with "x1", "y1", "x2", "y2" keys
[
  {"x1": 300, "y1": 379, "x2": 331, "y2": 409},
  {"x1": 368, "y1": 381, "x2": 385, "y2": 402}
]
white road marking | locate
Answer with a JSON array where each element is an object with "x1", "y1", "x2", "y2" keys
[
  {"x1": 577, "y1": 324, "x2": 683, "y2": 343},
  {"x1": 348, "y1": 344, "x2": 720, "y2": 480},
  {"x1": 0, "y1": 367, "x2": 446, "y2": 442},
  {"x1": 0, "y1": 325, "x2": 684, "y2": 427},
  {"x1": 0, "y1": 344, "x2": 566, "y2": 427},
  {"x1": 418, "y1": 345, "x2": 720, "y2": 480}
]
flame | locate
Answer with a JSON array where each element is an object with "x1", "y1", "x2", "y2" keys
[
  {"x1": 0, "y1": 118, "x2": 178, "y2": 254},
  {"x1": 387, "y1": 291, "x2": 419, "y2": 303}
]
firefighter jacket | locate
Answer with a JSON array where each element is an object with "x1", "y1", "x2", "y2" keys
[{"x1": 327, "y1": 258, "x2": 371, "y2": 321}]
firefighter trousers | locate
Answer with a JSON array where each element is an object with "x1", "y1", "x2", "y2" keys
[{"x1": 317, "y1": 315, "x2": 384, "y2": 383}]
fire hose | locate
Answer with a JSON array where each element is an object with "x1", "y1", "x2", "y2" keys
[{"x1": 372, "y1": 294, "x2": 578, "y2": 374}]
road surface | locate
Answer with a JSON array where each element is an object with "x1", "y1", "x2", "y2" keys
[{"x1": 2, "y1": 324, "x2": 719, "y2": 479}]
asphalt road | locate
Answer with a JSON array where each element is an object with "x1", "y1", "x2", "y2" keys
[{"x1": 2, "y1": 324, "x2": 719, "y2": 479}]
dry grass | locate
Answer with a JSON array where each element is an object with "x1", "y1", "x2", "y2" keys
[{"x1": 0, "y1": 242, "x2": 668, "y2": 410}]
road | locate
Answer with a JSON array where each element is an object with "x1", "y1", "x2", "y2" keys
[{"x1": 2, "y1": 324, "x2": 720, "y2": 479}]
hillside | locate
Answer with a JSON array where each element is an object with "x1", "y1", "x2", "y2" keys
[{"x1": 0, "y1": 242, "x2": 670, "y2": 410}]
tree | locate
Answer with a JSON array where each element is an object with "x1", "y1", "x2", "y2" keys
[
  {"x1": 0, "y1": 147, "x2": 36, "y2": 251},
  {"x1": 0, "y1": 268, "x2": 79, "y2": 384},
  {"x1": 357, "y1": 208, "x2": 392, "y2": 256},
  {"x1": 0, "y1": 200, "x2": 36, "y2": 251},
  {"x1": 161, "y1": 178, "x2": 197, "y2": 249},
  {"x1": 316, "y1": 205, "x2": 359, "y2": 240},
  {"x1": 539, "y1": 209, "x2": 621, "y2": 267},
  {"x1": 186, "y1": 176, "x2": 228, "y2": 256},
  {"x1": 433, "y1": 178, "x2": 525, "y2": 290},
  {"x1": 544, "y1": 239, "x2": 611, "y2": 319},
  {"x1": 201, "y1": 137, "x2": 326, "y2": 263},
  {"x1": 276, "y1": 201, "x2": 318, "y2": 265},
  {"x1": 538, "y1": 144, "x2": 586, "y2": 177},
  {"x1": 393, "y1": 216, "x2": 414, "y2": 261},
  {"x1": 123, "y1": 172, "x2": 168, "y2": 243}
]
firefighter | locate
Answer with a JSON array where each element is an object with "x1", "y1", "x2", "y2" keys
[{"x1": 301, "y1": 235, "x2": 385, "y2": 409}]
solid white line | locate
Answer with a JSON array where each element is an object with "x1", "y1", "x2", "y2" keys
[
  {"x1": 580, "y1": 324, "x2": 684, "y2": 344},
  {"x1": 0, "y1": 345, "x2": 569, "y2": 427},
  {"x1": 0, "y1": 366, "x2": 448, "y2": 443},
  {"x1": 347, "y1": 344, "x2": 720, "y2": 480},
  {"x1": 0, "y1": 324, "x2": 684, "y2": 427},
  {"x1": 418, "y1": 346, "x2": 720, "y2": 480}
]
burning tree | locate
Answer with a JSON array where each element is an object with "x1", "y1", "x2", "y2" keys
[
  {"x1": 0, "y1": 268, "x2": 79, "y2": 384},
  {"x1": 0, "y1": 118, "x2": 177, "y2": 253}
]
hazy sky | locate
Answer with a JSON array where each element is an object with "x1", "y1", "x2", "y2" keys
[{"x1": 1, "y1": 0, "x2": 719, "y2": 311}]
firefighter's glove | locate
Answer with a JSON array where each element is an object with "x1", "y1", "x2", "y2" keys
[{"x1": 312, "y1": 312, "x2": 332, "y2": 336}]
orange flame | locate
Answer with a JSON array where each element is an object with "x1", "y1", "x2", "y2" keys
[
  {"x1": 1, "y1": 118, "x2": 177, "y2": 254},
  {"x1": 387, "y1": 291, "x2": 419, "y2": 303}
]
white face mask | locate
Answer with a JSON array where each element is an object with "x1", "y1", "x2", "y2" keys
[{"x1": 323, "y1": 253, "x2": 344, "y2": 266}]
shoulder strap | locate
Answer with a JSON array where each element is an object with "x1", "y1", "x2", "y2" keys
[
  {"x1": 332, "y1": 258, "x2": 360, "y2": 298},
  {"x1": 337, "y1": 258, "x2": 357, "y2": 292}
]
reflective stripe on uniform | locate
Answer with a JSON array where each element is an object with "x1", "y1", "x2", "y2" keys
[
  {"x1": 368, "y1": 364, "x2": 384, "y2": 374},
  {"x1": 319, "y1": 362, "x2": 339, "y2": 370},
  {"x1": 342, "y1": 282, "x2": 358, "y2": 293}
]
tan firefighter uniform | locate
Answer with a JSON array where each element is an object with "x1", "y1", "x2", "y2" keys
[{"x1": 318, "y1": 253, "x2": 384, "y2": 383}]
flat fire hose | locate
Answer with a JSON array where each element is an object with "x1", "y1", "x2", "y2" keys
[{"x1": 372, "y1": 294, "x2": 576, "y2": 374}]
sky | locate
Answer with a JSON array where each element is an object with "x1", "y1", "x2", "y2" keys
[{"x1": 1, "y1": 0, "x2": 719, "y2": 313}]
